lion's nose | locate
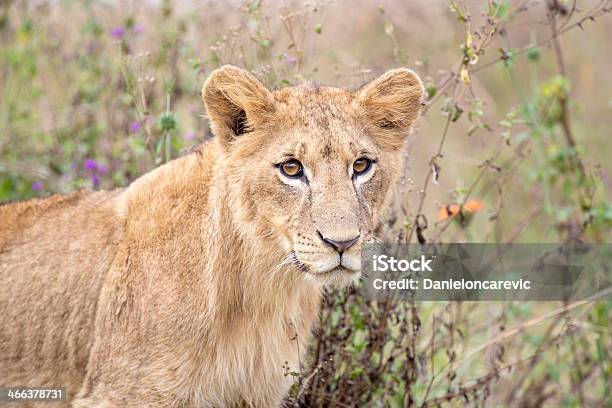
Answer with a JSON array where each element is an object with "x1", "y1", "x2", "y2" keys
[{"x1": 317, "y1": 231, "x2": 360, "y2": 255}]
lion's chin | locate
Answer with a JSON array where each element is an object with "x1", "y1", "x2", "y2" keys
[{"x1": 303, "y1": 265, "x2": 361, "y2": 287}]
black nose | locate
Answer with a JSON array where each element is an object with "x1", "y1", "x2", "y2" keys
[{"x1": 317, "y1": 231, "x2": 360, "y2": 254}]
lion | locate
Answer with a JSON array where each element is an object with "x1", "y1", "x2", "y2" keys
[{"x1": 0, "y1": 65, "x2": 423, "y2": 407}]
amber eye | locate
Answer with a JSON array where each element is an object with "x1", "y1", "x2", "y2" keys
[
  {"x1": 279, "y1": 159, "x2": 303, "y2": 178},
  {"x1": 353, "y1": 158, "x2": 372, "y2": 175}
]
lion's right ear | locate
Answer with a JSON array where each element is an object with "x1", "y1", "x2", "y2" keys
[{"x1": 202, "y1": 65, "x2": 274, "y2": 144}]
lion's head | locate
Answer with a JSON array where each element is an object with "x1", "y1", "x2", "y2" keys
[{"x1": 202, "y1": 66, "x2": 423, "y2": 285}]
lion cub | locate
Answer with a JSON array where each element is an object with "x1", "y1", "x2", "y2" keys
[{"x1": 0, "y1": 66, "x2": 423, "y2": 407}]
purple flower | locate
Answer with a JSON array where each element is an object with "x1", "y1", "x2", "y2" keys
[
  {"x1": 111, "y1": 26, "x2": 125, "y2": 39},
  {"x1": 283, "y1": 53, "x2": 297, "y2": 66},
  {"x1": 129, "y1": 121, "x2": 142, "y2": 133},
  {"x1": 132, "y1": 24, "x2": 144, "y2": 35},
  {"x1": 98, "y1": 164, "x2": 109, "y2": 175},
  {"x1": 83, "y1": 158, "x2": 108, "y2": 175},
  {"x1": 184, "y1": 131, "x2": 195, "y2": 141},
  {"x1": 90, "y1": 174, "x2": 100, "y2": 189},
  {"x1": 32, "y1": 181, "x2": 43, "y2": 192},
  {"x1": 84, "y1": 158, "x2": 99, "y2": 172}
]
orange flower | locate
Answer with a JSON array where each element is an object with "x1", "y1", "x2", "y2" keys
[
  {"x1": 463, "y1": 199, "x2": 484, "y2": 213},
  {"x1": 438, "y1": 204, "x2": 461, "y2": 220},
  {"x1": 438, "y1": 200, "x2": 484, "y2": 221}
]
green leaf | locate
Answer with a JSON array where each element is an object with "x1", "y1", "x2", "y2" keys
[
  {"x1": 425, "y1": 83, "x2": 437, "y2": 99},
  {"x1": 547, "y1": 363, "x2": 560, "y2": 381},
  {"x1": 349, "y1": 366, "x2": 363, "y2": 379},
  {"x1": 0, "y1": 177, "x2": 14, "y2": 201},
  {"x1": 527, "y1": 47, "x2": 540, "y2": 62},
  {"x1": 158, "y1": 112, "x2": 177, "y2": 132},
  {"x1": 451, "y1": 104, "x2": 464, "y2": 122},
  {"x1": 352, "y1": 329, "x2": 367, "y2": 352}
]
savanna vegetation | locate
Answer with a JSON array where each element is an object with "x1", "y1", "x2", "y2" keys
[{"x1": 1, "y1": 0, "x2": 610, "y2": 406}]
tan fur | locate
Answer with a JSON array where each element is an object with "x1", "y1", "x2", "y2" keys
[{"x1": 0, "y1": 66, "x2": 423, "y2": 407}]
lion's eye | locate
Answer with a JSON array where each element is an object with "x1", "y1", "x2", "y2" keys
[
  {"x1": 353, "y1": 158, "x2": 372, "y2": 175},
  {"x1": 280, "y1": 159, "x2": 303, "y2": 178}
]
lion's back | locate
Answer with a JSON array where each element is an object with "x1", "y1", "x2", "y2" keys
[{"x1": 0, "y1": 189, "x2": 123, "y2": 400}]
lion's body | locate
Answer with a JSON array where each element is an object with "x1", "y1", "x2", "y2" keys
[
  {"x1": 0, "y1": 66, "x2": 423, "y2": 407},
  {"x1": 1, "y1": 146, "x2": 320, "y2": 407}
]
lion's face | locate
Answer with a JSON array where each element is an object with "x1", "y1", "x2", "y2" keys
[{"x1": 203, "y1": 66, "x2": 423, "y2": 285}]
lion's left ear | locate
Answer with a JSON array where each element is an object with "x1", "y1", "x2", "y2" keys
[{"x1": 356, "y1": 68, "x2": 424, "y2": 149}]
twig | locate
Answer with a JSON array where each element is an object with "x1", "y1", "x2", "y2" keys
[{"x1": 406, "y1": 114, "x2": 453, "y2": 244}]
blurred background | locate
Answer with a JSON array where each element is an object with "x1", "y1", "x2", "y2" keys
[{"x1": 1, "y1": 0, "x2": 610, "y2": 406}]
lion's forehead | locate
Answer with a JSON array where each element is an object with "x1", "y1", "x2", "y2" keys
[
  {"x1": 273, "y1": 85, "x2": 359, "y2": 126},
  {"x1": 271, "y1": 87, "x2": 369, "y2": 148}
]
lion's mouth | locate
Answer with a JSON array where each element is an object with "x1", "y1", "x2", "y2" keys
[
  {"x1": 289, "y1": 252, "x2": 359, "y2": 276},
  {"x1": 326, "y1": 265, "x2": 360, "y2": 275}
]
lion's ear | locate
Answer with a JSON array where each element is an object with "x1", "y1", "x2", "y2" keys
[
  {"x1": 202, "y1": 65, "x2": 274, "y2": 143},
  {"x1": 356, "y1": 68, "x2": 424, "y2": 149}
]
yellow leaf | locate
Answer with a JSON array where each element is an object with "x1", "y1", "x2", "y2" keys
[{"x1": 460, "y1": 67, "x2": 470, "y2": 84}]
